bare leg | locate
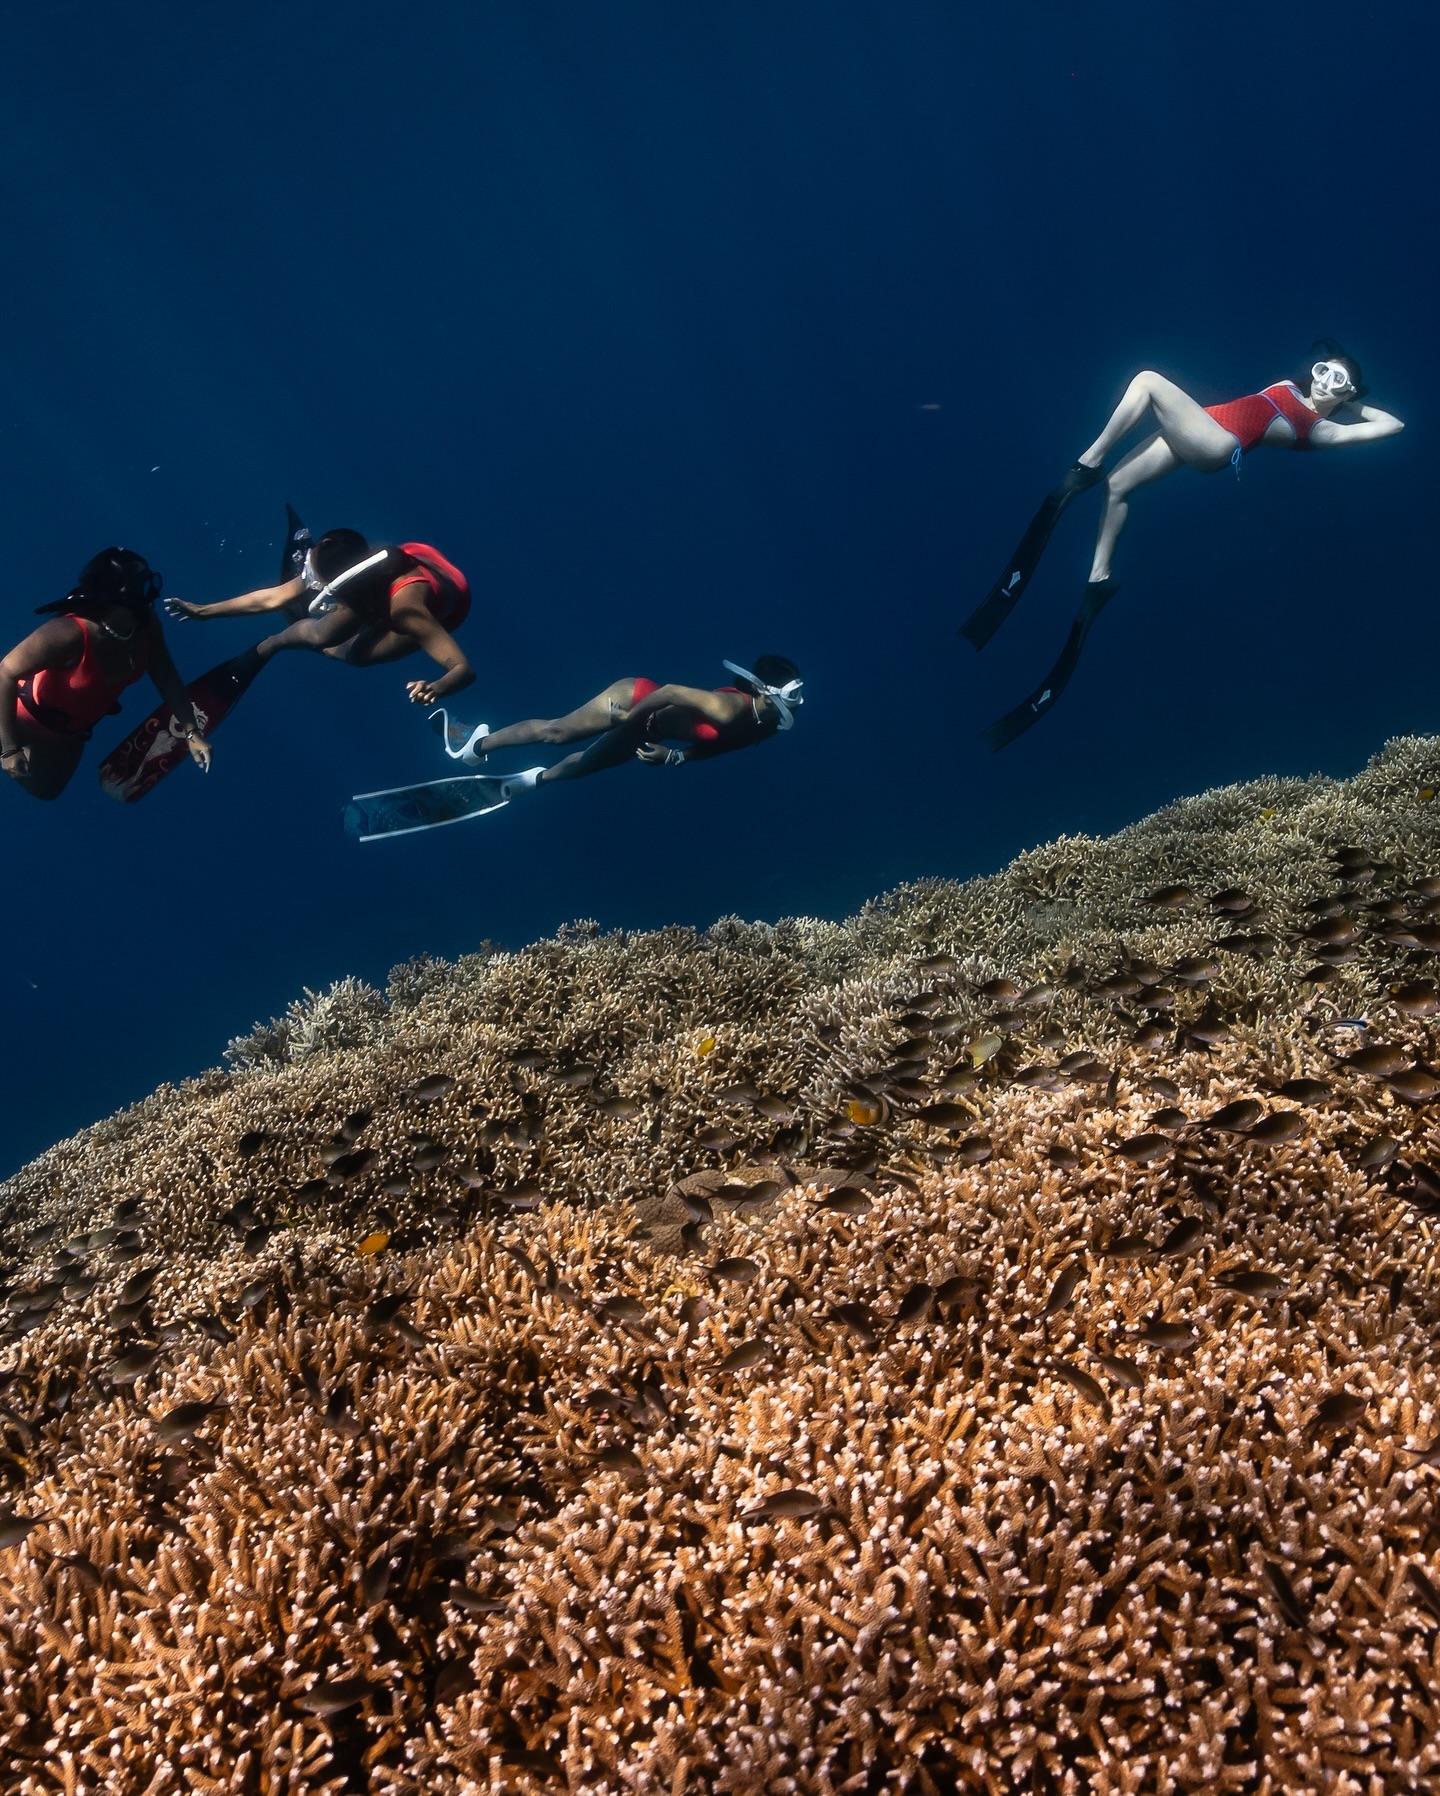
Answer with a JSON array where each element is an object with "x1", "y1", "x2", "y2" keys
[
  {"x1": 1079, "y1": 370, "x2": 1237, "y2": 473},
  {"x1": 481, "y1": 680, "x2": 641, "y2": 754},
  {"x1": 255, "y1": 609, "x2": 361, "y2": 661},
  {"x1": 1088, "y1": 434, "x2": 1180, "y2": 581},
  {"x1": 4, "y1": 726, "x2": 84, "y2": 801},
  {"x1": 537, "y1": 710, "x2": 648, "y2": 784},
  {"x1": 324, "y1": 628, "x2": 417, "y2": 667}
]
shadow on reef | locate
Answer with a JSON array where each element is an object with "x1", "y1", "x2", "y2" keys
[{"x1": 2, "y1": 737, "x2": 1440, "y2": 1791}]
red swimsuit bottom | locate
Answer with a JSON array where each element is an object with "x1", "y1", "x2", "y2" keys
[{"x1": 628, "y1": 677, "x2": 733, "y2": 743}]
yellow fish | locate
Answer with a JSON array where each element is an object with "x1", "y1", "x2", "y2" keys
[{"x1": 357, "y1": 1232, "x2": 390, "y2": 1257}]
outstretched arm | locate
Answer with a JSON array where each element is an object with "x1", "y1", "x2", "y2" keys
[
  {"x1": 393, "y1": 603, "x2": 475, "y2": 705},
  {"x1": 167, "y1": 577, "x2": 307, "y2": 620},
  {"x1": 1309, "y1": 404, "x2": 1405, "y2": 449}
]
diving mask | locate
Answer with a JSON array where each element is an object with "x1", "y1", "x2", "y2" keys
[
  {"x1": 1311, "y1": 360, "x2": 1355, "y2": 399},
  {"x1": 722, "y1": 660, "x2": 804, "y2": 730}
]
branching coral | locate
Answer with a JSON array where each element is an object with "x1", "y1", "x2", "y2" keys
[{"x1": 2, "y1": 736, "x2": 1440, "y2": 1791}]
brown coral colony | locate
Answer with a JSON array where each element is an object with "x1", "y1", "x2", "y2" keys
[{"x1": 0, "y1": 738, "x2": 1439, "y2": 1789}]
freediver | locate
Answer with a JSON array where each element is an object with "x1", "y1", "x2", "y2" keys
[
  {"x1": 0, "y1": 549, "x2": 212, "y2": 800},
  {"x1": 433, "y1": 655, "x2": 804, "y2": 789},
  {"x1": 347, "y1": 656, "x2": 805, "y2": 840},
  {"x1": 967, "y1": 340, "x2": 1405, "y2": 749},
  {"x1": 166, "y1": 528, "x2": 476, "y2": 707}
]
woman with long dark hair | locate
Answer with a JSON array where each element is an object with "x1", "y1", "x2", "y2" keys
[{"x1": 0, "y1": 549, "x2": 211, "y2": 800}]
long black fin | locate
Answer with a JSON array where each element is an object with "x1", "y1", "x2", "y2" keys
[
  {"x1": 961, "y1": 463, "x2": 1106, "y2": 650},
  {"x1": 980, "y1": 578, "x2": 1120, "y2": 753}
]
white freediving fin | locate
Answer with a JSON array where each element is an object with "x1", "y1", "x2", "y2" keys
[
  {"x1": 344, "y1": 773, "x2": 512, "y2": 842},
  {"x1": 498, "y1": 767, "x2": 544, "y2": 801},
  {"x1": 428, "y1": 706, "x2": 491, "y2": 765},
  {"x1": 344, "y1": 767, "x2": 546, "y2": 842}
]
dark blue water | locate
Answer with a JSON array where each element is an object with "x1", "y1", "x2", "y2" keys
[{"x1": 0, "y1": 2, "x2": 1428, "y2": 1175}]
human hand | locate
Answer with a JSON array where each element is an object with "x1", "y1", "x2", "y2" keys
[
  {"x1": 635, "y1": 744, "x2": 684, "y2": 766},
  {"x1": 186, "y1": 733, "x2": 213, "y2": 773},
  {"x1": 406, "y1": 680, "x2": 440, "y2": 706},
  {"x1": 164, "y1": 598, "x2": 201, "y2": 620},
  {"x1": 0, "y1": 745, "x2": 31, "y2": 780}
]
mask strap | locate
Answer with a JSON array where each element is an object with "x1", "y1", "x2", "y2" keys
[{"x1": 721, "y1": 659, "x2": 802, "y2": 729}]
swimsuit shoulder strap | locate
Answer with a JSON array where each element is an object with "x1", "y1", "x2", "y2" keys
[
  {"x1": 67, "y1": 613, "x2": 96, "y2": 667},
  {"x1": 1261, "y1": 381, "x2": 1320, "y2": 442}
]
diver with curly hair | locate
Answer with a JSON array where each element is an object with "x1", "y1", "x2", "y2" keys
[
  {"x1": 966, "y1": 340, "x2": 1405, "y2": 749},
  {"x1": 0, "y1": 549, "x2": 211, "y2": 800}
]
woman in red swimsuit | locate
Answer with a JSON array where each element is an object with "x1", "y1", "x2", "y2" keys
[
  {"x1": 0, "y1": 549, "x2": 211, "y2": 800},
  {"x1": 429, "y1": 655, "x2": 803, "y2": 789},
  {"x1": 167, "y1": 528, "x2": 475, "y2": 706},
  {"x1": 967, "y1": 341, "x2": 1404, "y2": 749},
  {"x1": 1074, "y1": 343, "x2": 1403, "y2": 587}
]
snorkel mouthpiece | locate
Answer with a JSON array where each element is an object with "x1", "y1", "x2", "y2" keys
[{"x1": 722, "y1": 659, "x2": 804, "y2": 730}]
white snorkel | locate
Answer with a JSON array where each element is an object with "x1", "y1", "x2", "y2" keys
[
  {"x1": 722, "y1": 660, "x2": 804, "y2": 730},
  {"x1": 304, "y1": 546, "x2": 390, "y2": 617}
]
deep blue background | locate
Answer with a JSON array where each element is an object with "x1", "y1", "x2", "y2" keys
[{"x1": 0, "y1": 1, "x2": 1429, "y2": 1174}]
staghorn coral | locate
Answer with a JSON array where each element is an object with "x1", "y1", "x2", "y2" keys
[{"x1": 1, "y1": 737, "x2": 1440, "y2": 1790}]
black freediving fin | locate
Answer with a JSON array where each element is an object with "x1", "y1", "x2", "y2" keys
[
  {"x1": 980, "y1": 578, "x2": 1121, "y2": 753},
  {"x1": 961, "y1": 462, "x2": 1107, "y2": 650}
]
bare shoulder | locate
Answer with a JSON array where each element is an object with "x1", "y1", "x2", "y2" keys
[
  {"x1": 38, "y1": 614, "x2": 87, "y2": 658},
  {"x1": 1, "y1": 614, "x2": 83, "y2": 675}
]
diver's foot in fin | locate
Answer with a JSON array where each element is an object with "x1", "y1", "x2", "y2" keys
[
  {"x1": 961, "y1": 463, "x2": 1108, "y2": 652},
  {"x1": 429, "y1": 707, "x2": 491, "y2": 765},
  {"x1": 499, "y1": 767, "x2": 544, "y2": 801},
  {"x1": 1059, "y1": 460, "x2": 1107, "y2": 499},
  {"x1": 980, "y1": 577, "x2": 1122, "y2": 753}
]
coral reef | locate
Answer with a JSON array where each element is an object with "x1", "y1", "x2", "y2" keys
[{"x1": 3, "y1": 736, "x2": 1440, "y2": 1791}]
